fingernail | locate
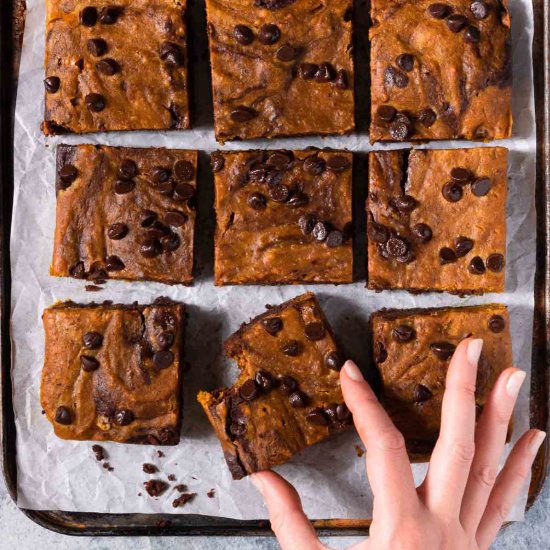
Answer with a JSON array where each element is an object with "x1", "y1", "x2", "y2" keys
[
  {"x1": 251, "y1": 474, "x2": 264, "y2": 495},
  {"x1": 343, "y1": 360, "x2": 365, "y2": 382},
  {"x1": 506, "y1": 370, "x2": 526, "y2": 399},
  {"x1": 467, "y1": 339, "x2": 483, "y2": 367},
  {"x1": 529, "y1": 431, "x2": 546, "y2": 455}
]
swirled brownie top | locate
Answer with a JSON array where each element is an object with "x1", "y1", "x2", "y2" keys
[
  {"x1": 371, "y1": 305, "x2": 513, "y2": 460},
  {"x1": 205, "y1": 0, "x2": 355, "y2": 142},
  {"x1": 212, "y1": 149, "x2": 353, "y2": 285},
  {"x1": 367, "y1": 147, "x2": 507, "y2": 294},
  {"x1": 370, "y1": 0, "x2": 512, "y2": 142},
  {"x1": 198, "y1": 292, "x2": 350, "y2": 479},
  {"x1": 43, "y1": 0, "x2": 190, "y2": 134},
  {"x1": 41, "y1": 299, "x2": 184, "y2": 444},
  {"x1": 51, "y1": 144, "x2": 197, "y2": 285}
]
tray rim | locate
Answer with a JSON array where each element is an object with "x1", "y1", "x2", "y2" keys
[{"x1": 0, "y1": 0, "x2": 548, "y2": 537}]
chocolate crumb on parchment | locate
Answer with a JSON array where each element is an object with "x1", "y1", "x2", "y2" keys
[
  {"x1": 207, "y1": 489, "x2": 216, "y2": 498},
  {"x1": 142, "y1": 463, "x2": 158, "y2": 474},
  {"x1": 157, "y1": 450, "x2": 165, "y2": 458},
  {"x1": 167, "y1": 474, "x2": 176, "y2": 481},
  {"x1": 172, "y1": 493, "x2": 197, "y2": 508},
  {"x1": 102, "y1": 462, "x2": 114, "y2": 472},
  {"x1": 144, "y1": 479, "x2": 169, "y2": 497},
  {"x1": 174, "y1": 484, "x2": 187, "y2": 493},
  {"x1": 91, "y1": 444, "x2": 106, "y2": 461}
]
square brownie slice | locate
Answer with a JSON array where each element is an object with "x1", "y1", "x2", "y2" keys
[
  {"x1": 198, "y1": 292, "x2": 350, "y2": 479},
  {"x1": 205, "y1": 0, "x2": 355, "y2": 142},
  {"x1": 213, "y1": 150, "x2": 353, "y2": 285},
  {"x1": 51, "y1": 144, "x2": 197, "y2": 285},
  {"x1": 41, "y1": 299, "x2": 184, "y2": 444},
  {"x1": 43, "y1": 0, "x2": 190, "y2": 134},
  {"x1": 367, "y1": 147, "x2": 507, "y2": 293},
  {"x1": 371, "y1": 305, "x2": 513, "y2": 460},
  {"x1": 370, "y1": 0, "x2": 512, "y2": 142}
]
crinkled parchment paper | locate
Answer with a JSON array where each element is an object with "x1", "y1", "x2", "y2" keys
[{"x1": 11, "y1": 0, "x2": 536, "y2": 520}]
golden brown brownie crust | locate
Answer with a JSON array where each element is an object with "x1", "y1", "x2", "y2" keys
[
  {"x1": 370, "y1": 0, "x2": 512, "y2": 142},
  {"x1": 51, "y1": 144, "x2": 197, "y2": 285},
  {"x1": 367, "y1": 147, "x2": 507, "y2": 293},
  {"x1": 205, "y1": 0, "x2": 355, "y2": 142},
  {"x1": 213, "y1": 150, "x2": 353, "y2": 285},
  {"x1": 43, "y1": 0, "x2": 190, "y2": 135},
  {"x1": 41, "y1": 300, "x2": 184, "y2": 444},
  {"x1": 371, "y1": 304, "x2": 513, "y2": 460},
  {"x1": 198, "y1": 292, "x2": 350, "y2": 479}
]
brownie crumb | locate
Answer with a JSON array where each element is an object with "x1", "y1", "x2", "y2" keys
[
  {"x1": 174, "y1": 484, "x2": 187, "y2": 493},
  {"x1": 102, "y1": 462, "x2": 114, "y2": 471},
  {"x1": 142, "y1": 463, "x2": 158, "y2": 474},
  {"x1": 157, "y1": 450, "x2": 165, "y2": 458},
  {"x1": 85, "y1": 285, "x2": 103, "y2": 292},
  {"x1": 172, "y1": 493, "x2": 196, "y2": 508},
  {"x1": 167, "y1": 474, "x2": 176, "y2": 481},
  {"x1": 155, "y1": 519, "x2": 172, "y2": 528},
  {"x1": 207, "y1": 489, "x2": 216, "y2": 498},
  {"x1": 144, "y1": 479, "x2": 169, "y2": 497},
  {"x1": 92, "y1": 444, "x2": 106, "y2": 461},
  {"x1": 355, "y1": 445, "x2": 365, "y2": 458}
]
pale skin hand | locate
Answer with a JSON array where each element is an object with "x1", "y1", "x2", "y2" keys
[{"x1": 251, "y1": 339, "x2": 547, "y2": 550}]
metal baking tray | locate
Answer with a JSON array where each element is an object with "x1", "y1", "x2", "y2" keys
[{"x1": 1, "y1": 0, "x2": 548, "y2": 537}]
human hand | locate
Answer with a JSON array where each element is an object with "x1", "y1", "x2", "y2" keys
[{"x1": 251, "y1": 339, "x2": 546, "y2": 550}]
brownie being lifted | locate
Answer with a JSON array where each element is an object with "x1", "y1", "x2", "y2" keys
[
  {"x1": 43, "y1": 0, "x2": 190, "y2": 134},
  {"x1": 198, "y1": 292, "x2": 351, "y2": 479},
  {"x1": 205, "y1": 0, "x2": 355, "y2": 142},
  {"x1": 370, "y1": 0, "x2": 512, "y2": 142},
  {"x1": 367, "y1": 147, "x2": 507, "y2": 294},
  {"x1": 371, "y1": 305, "x2": 513, "y2": 460},
  {"x1": 51, "y1": 144, "x2": 197, "y2": 285},
  {"x1": 41, "y1": 299, "x2": 184, "y2": 444},
  {"x1": 213, "y1": 150, "x2": 353, "y2": 285}
]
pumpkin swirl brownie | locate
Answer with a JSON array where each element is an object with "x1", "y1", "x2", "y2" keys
[
  {"x1": 371, "y1": 304, "x2": 513, "y2": 460},
  {"x1": 198, "y1": 292, "x2": 351, "y2": 479},
  {"x1": 43, "y1": 0, "x2": 190, "y2": 134},
  {"x1": 41, "y1": 299, "x2": 185, "y2": 444}
]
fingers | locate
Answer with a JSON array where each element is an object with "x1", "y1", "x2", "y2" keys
[
  {"x1": 251, "y1": 471, "x2": 324, "y2": 550},
  {"x1": 476, "y1": 430, "x2": 546, "y2": 550},
  {"x1": 341, "y1": 361, "x2": 418, "y2": 517},
  {"x1": 423, "y1": 339, "x2": 481, "y2": 517},
  {"x1": 460, "y1": 368, "x2": 526, "y2": 534}
]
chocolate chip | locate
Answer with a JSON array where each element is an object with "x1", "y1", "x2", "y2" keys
[
  {"x1": 376, "y1": 105, "x2": 397, "y2": 122},
  {"x1": 368, "y1": 221, "x2": 390, "y2": 244},
  {"x1": 287, "y1": 192, "x2": 308, "y2": 208},
  {"x1": 334, "y1": 69, "x2": 349, "y2": 89},
  {"x1": 262, "y1": 317, "x2": 283, "y2": 335},
  {"x1": 255, "y1": 370, "x2": 274, "y2": 391},
  {"x1": 315, "y1": 62, "x2": 337, "y2": 82},
  {"x1": 302, "y1": 157, "x2": 325, "y2": 178},
  {"x1": 230, "y1": 421, "x2": 247, "y2": 437},
  {"x1": 87, "y1": 38, "x2": 108, "y2": 57},
  {"x1": 427, "y1": 3, "x2": 451, "y2": 18},
  {"x1": 118, "y1": 159, "x2": 138, "y2": 179},
  {"x1": 153, "y1": 350, "x2": 174, "y2": 369},
  {"x1": 55, "y1": 406, "x2": 72, "y2": 424},
  {"x1": 392, "y1": 325, "x2": 415, "y2": 343},
  {"x1": 158, "y1": 331, "x2": 175, "y2": 350},
  {"x1": 83, "y1": 332, "x2": 103, "y2": 349},
  {"x1": 430, "y1": 342, "x2": 456, "y2": 360},
  {"x1": 279, "y1": 376, "x2": 297, "y2": 394},
  {"x1": 374, "y1": 341, "x2": 387, "y2": 363},
  {"x1": 385, "y1": 66, "x2": 408, "y2": 88},
  {"x1": 174, "y1": 160, "x2": 195, "y2": 181},
  {"x1": 276, "y1": 43, "x2": 297, "y2": 62},
  {"x1": 413, "y1": 384, "x2": 433, "y2": 403},
  {"x1": 389, "y1": 120, "x2": 412, "y2": 141},
  {"x1": 174, "y1": 183, "x2": 195, "y2": 201},
  {"x1": 266, "y1": 151, "x2": 292, "y2": 168},
  {"x1": 412, "y1": 223, "x2": 432, "y2": 243},
  {"x1": 486, "y1": 253, "x2": 505, "y2": 272},
  {"x1": 258, "y1": 23, "x2": 280, "y2": 44},
  {"x1": 99, "y1": 6, "x2": 123, "y2": 24},
  {"x1": 211, "y1": 153, "x2": 225, "y2": 172},
  {"x1": 470, "y1": 1, "x2": 489, "y2": 19},
  {"x1": 442, "y1": 182, "x2": 463, "y2": 202},
  {"x1": 447, "y1": 14, "x2": 468, "y2": 32},
  {"x1": 70, "y1": 262, "x2": 87, "y2": 279},
  {"x1": 240, "y1": 379, "x2": 260, "y2": 401},
  {"x1": 151, "y1": 166, "x2": 171, "y2": 183},
  {"x1": 140, "y1": 239, "x2": 162, "y2": 258},
  {"x1": 114, "y1": 178, "x2": 135, "y2": 194},
  {"x1": 488, "y1": 315, "x2": 506, "y2": 333},
  {"x1": 80, "y1": 6, "x2": 98, "y2": 26},
  {"x1": 391, "y1": 194, "x2": 417, "y2": 213},
  {"x1": 298, "y1": 214, "x2": 317, "y2": 235},
  {"x1": 165, "y1": 211, "x2": 187, "y2": 227},
  {"x1": 455, "y1": 236, "x2": 474, "y2": 257},
  {"x1": 284, "y1": 390, "x2": 306, "y2": 409},
  {"x1": 325, "y1": 351, "x2": 343, "y2": 371},
  {"x1": 386, "y1": 236, "x2": 409, "y2": 258},
  {"x1": 312, "y1": 221, "x2": 330, "y2": 242},
  {"x1": 113, "y1": 408, "x2": 134, "y2": 426},
  {"x1": 469, "y1": 256, "x2": 486, "y2": 274},
  {"x1": 59, "y1": 164, "x2": 78, "y2": 185},
  {"x1": 304, "y1": 322, "x2": 325, "y2": 341},
  {"x1": 161, "y1": 232, "x2": 180, "y2": 252},
  {"x1": 440, "y1": 247, "x2": 457, "y2": 264},
  {"x1": 326, "y1": 155, "x2": 351, "y2": 172},
  {"x1": 85, "y1": 93, "x2": 106, "y2": 112},
  {"x1": 396, "y1": 53, "x2": 414, "y2": 72},
  {"x1": 299, "y1": 63, "x2": 319, "y2": 80},
  {"x1": 326, "y1": 230, "x2": 344, "y2": 248},
  {"x1": 80, "y1": 355, "x2": 100, "y2": 372},
  {"x1": 159, "y1": 41, "x2": 185, "y2": 67},
  {"x1": 105, "y1": 255, "x2": 125, "y2": 271},
  {"x1": 464, "y1": 25, "x2": 481, "y2": 43},
  {"x1": 472, "y1": 177, "x2": 492, "y2": 197},
  {"x1": 450, "y1": 167, "x2": 473, "y2": 184},
  {"x1": 269, "y1": 184, "x2": 290, "y2": 203},
  {"x1": 306, "y1": 408, "x2": 329, "y2": 426},
  {"x1": 234, "y1": 24, "x2": 254, "y2": 45},
  {"x1": 230, "y1": 106, "x2": 258, "y2": 122},
  {"x1": 418, "y1": 108, "x2": 437, "y2": 127},
  {"x1": 44, "y1": 76, "x2": 60, "y2": 93},
  {"x1": 141, "y1": 210, "x2": 158, "y2": 227},
  {"x1": 336, "y1": 403, "x2": 352, "y2": 423},
  {"x1": 96, "y1": 58, "x2": 120, "y2": 75}
]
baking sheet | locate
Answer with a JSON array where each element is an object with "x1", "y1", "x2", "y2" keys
[{"x1": 11, "y1": 0, "x2": 536, "y2": 520}]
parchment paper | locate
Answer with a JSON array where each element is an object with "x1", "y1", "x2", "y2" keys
[{"x1": 11, "y1": 0, "x2": 536, "y2": 520}]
